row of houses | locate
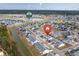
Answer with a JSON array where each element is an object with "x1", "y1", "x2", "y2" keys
[
  {"x1": 19, "y1": 27, "x2": 49, "y2": 55},
  {"x1": 0, "y1": 19, "x2": 24, "y2": 25}
]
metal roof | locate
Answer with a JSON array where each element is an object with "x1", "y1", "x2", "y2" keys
[
  {"x1": 28, "y1": 35, "x2": 36, "y2": 43},
  {"x1": 34, "y1": 42, "x2": 46, "y2": 52}
]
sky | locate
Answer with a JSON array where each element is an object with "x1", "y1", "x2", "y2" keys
[{"x1": 0, "y1": 3, "x2": 79, "y2": 10}]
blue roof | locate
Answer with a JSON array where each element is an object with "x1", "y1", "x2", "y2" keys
[{"x1": 34, "y1": 42, "x2": 46, "y2": 52}]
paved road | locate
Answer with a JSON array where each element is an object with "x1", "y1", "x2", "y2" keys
[
  {"x1": 28, "y1": 28, "x2": 66, "y2": 55},
  {"x1": 28, "y1": 26, "x2": 79, "y2": 56}
]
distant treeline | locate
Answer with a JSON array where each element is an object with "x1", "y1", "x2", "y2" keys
[{"x1": 0, "y1": 10, "x2": 79, "y2": 15}]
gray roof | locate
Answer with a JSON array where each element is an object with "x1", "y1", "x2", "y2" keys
[
  {"x1": 46, "y1": 53, "x2": 54, "y2": 56},
  {"x1": 28, "y1": 35, "x2": 36, "y2": 42},
  {"x1": 34, "y1": 42, "x2": 46, "y2": 52},
  {"x1": 74, "y1": 51, "x2": 79, "y2": 56}
]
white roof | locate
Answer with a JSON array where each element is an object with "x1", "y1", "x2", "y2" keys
[{"x1": 58, "y1": 43, "x2": 65, "y2": 48}]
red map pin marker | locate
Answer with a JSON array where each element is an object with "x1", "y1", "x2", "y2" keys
[{"x1": 43, "y1": 24, "x2": 52, "y2": 35}]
